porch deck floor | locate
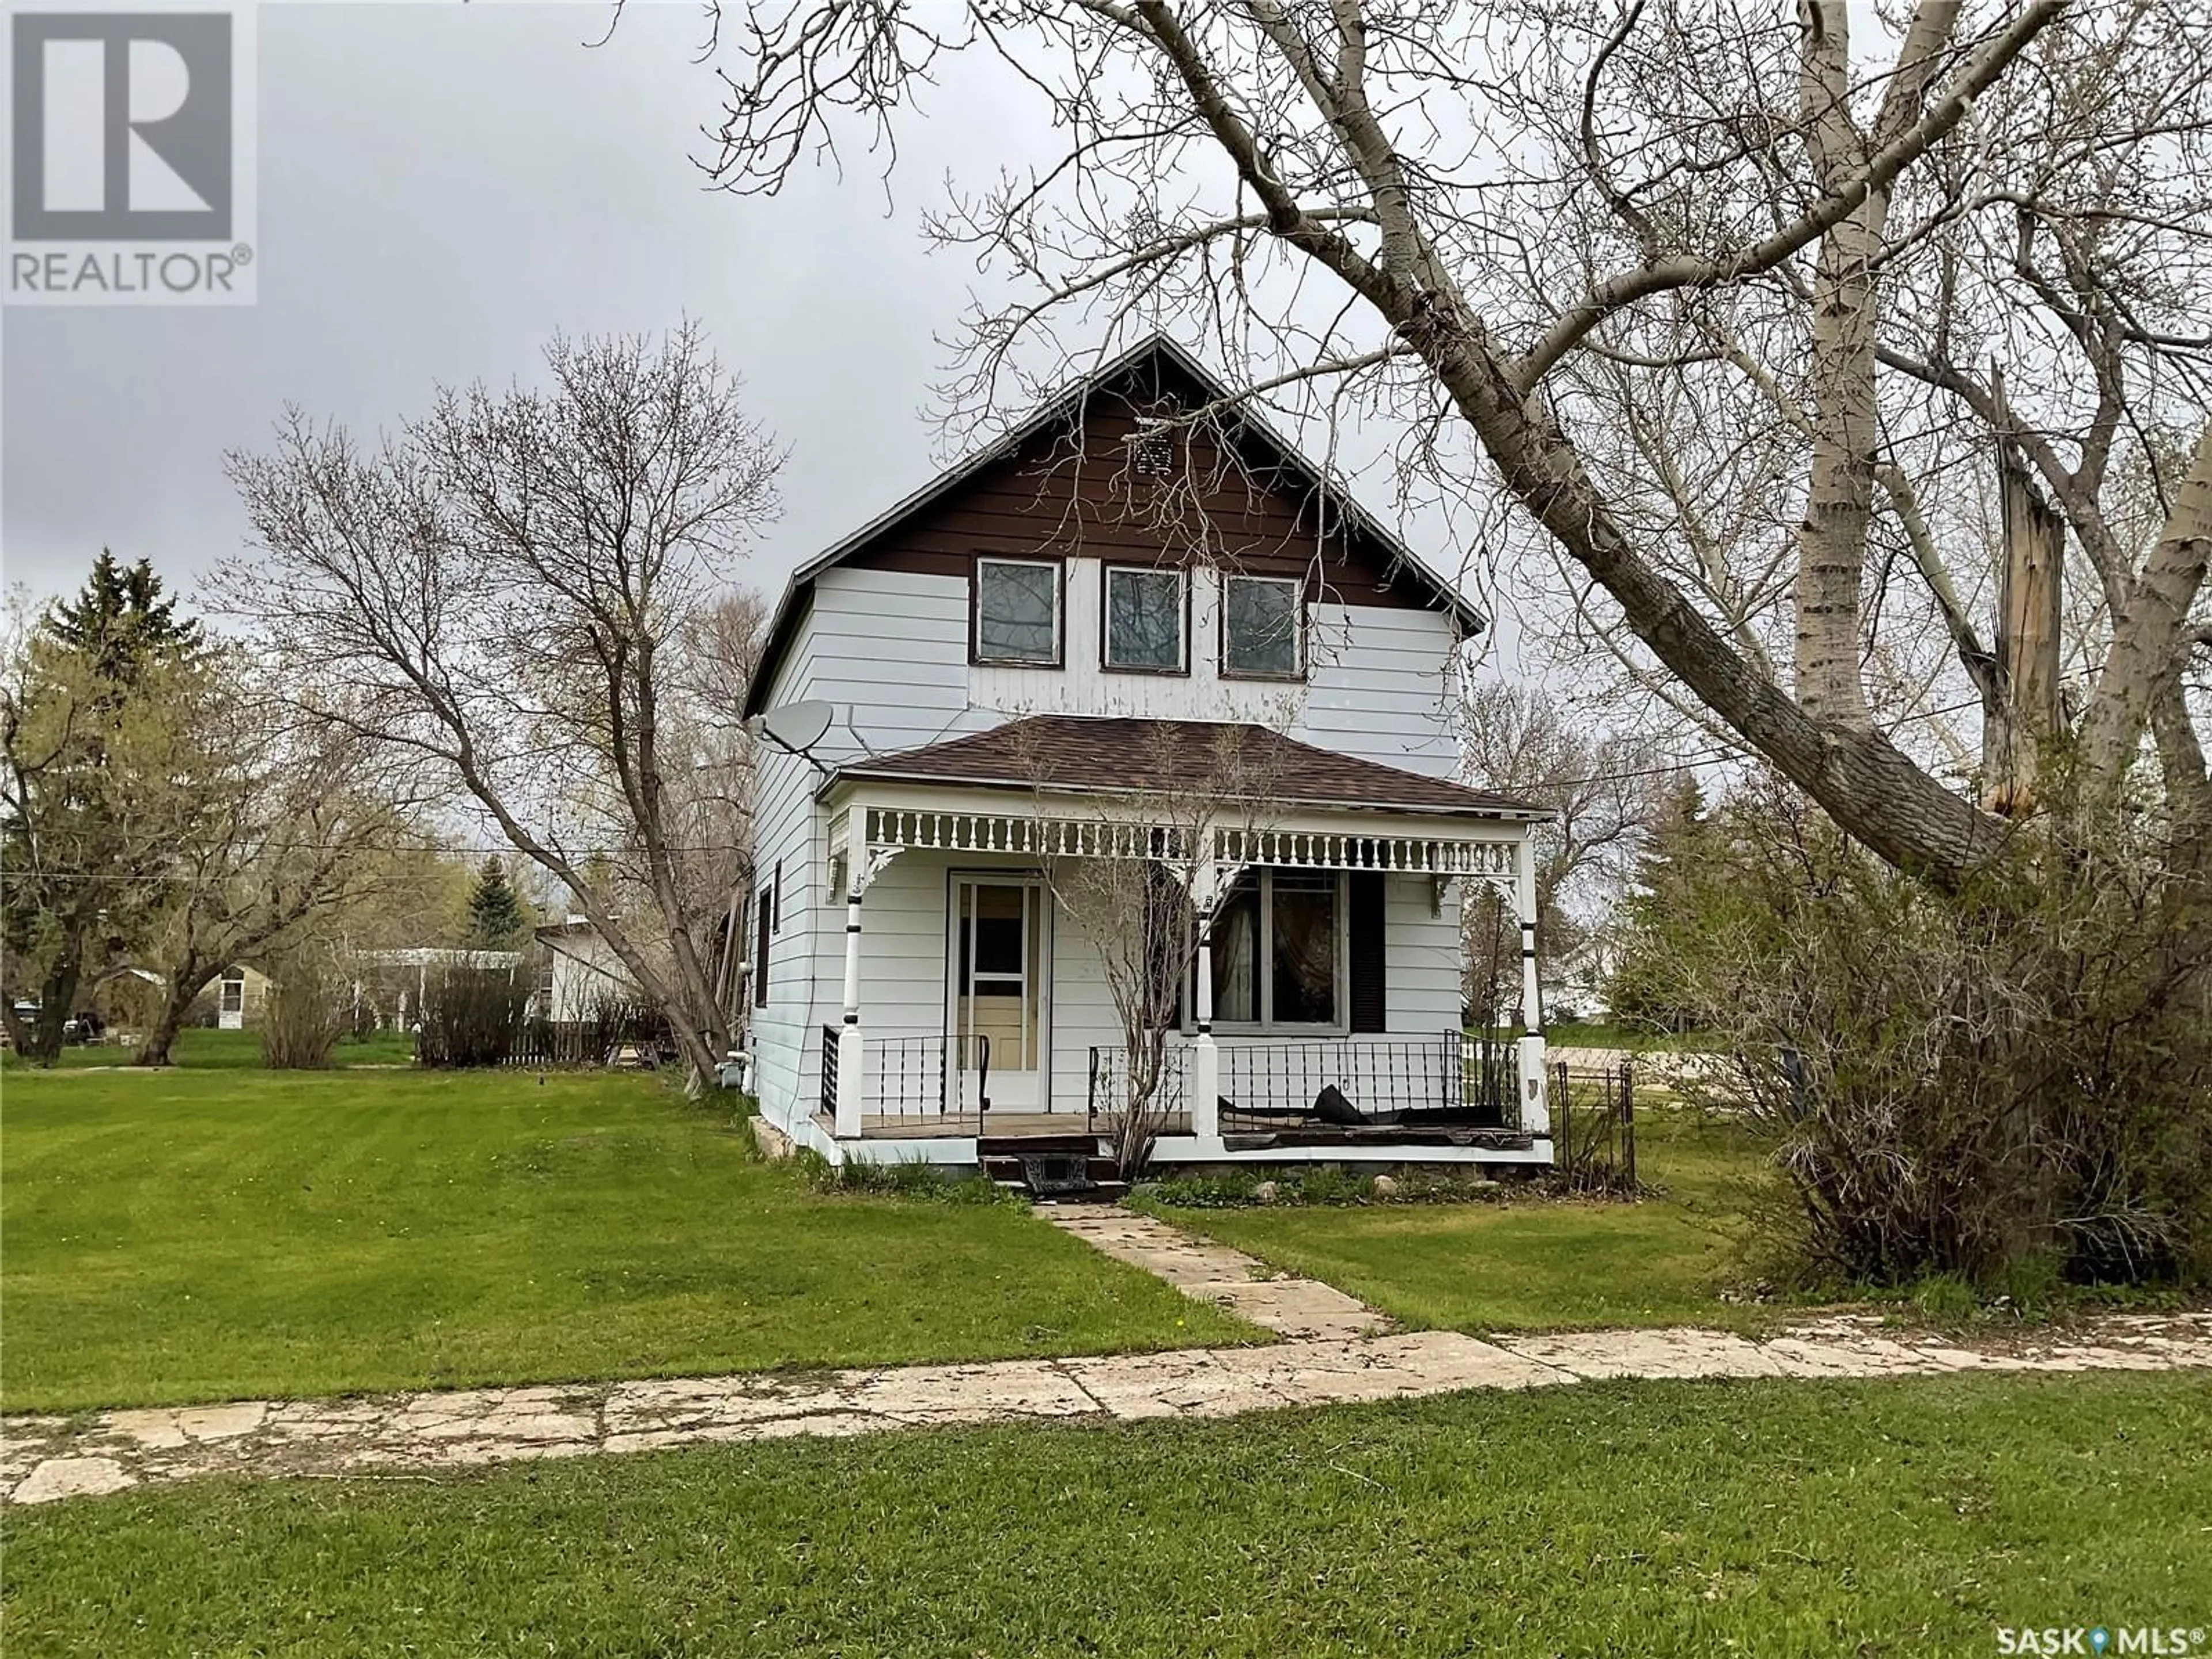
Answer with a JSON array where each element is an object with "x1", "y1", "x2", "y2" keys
[{"x1": 817, "y1": 1111, "x2": 1194, "y2": 1141}]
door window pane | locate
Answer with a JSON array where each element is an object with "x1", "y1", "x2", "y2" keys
[
  {"x1": 1106, "y1": 567, "x2": 1185, "y2": 671},
  {"x1": 975, "y1": 560, "x2": 1059, "y2": 662},
  {"x1": 1222, "y1": 575, "x2": 1301, "y2": 676}
]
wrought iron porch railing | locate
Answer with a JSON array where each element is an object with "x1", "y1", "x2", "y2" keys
[
  {"x1": 873, "y1": 1032, "x2": 991, "y2": 1120},
  {"x1": 1553, "y1": 1057, "x2": 1637, "y2": 1193},
  {"x1": 1081, "y1": 1033, "x2": 1524, "y2": 1139},
  {"x1": 1215, "y1": 1032, "x2": 1522, "y2": 1136},
  {"x1": 820, "y1": 1031, "x2": 993, "y2": 1131},
  {"x1": 1085, "y1": 1043, "x2": 1191, "y2": 1135}
]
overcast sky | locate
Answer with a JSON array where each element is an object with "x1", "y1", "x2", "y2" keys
[{"x1": 2, "y1": 1, "x2": 1043, "y2": 608}]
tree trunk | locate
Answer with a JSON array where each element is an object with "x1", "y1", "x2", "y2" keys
[
  {"x1": 25, "y1": 957, "x2": 82, "y2": 1065},
  {"x1": 135, "y1": 953, "x2": 218, "y2": 1066},
  {"x1": 1408, "y1": 316, "x2": 2008, "y2": 885},
  {"x1": 1982, "y1": 441, "x2": 2066, "y2": 817},
  {"x1": 135, "y1": 988, "x2": 199, "y2": 1066},
  {"x1": 1791, "y1": 0, "x2": 1883, "y2": 728},
  {"x1": 2077, "y1": 427, "x2": 2212, "y2": 786}
]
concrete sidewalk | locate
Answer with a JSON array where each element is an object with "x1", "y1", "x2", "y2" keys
[{"x1": 8, "y1": 1311, "x2": 2207, "y2": 1506}]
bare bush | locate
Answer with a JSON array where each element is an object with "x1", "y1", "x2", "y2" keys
[
  {"x1": 1655, "y1": 784, "x2": 2211, "y2": 1289},
  {"x1": 416, "y1": 965, "x2": 529, "y2": 1069},
  {"x1": 259, "y1": 953, "x2": 351, "y2": 1070}
]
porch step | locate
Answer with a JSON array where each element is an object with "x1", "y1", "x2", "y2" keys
[
  {"x1": 976, "y1": 1133, "x2": 1099, "y2": 1157},
  {"x1": 979, "y1": 1143, "x2": 1125, "y2": 1202}
]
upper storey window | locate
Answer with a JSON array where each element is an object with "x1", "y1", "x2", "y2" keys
[
  {"x1": 1221, "y1": 574, "x2": 1304, "y2": 679},
  {"x1": 973, "y1": 558, "x2": 1061, "y2": 665},
  {"x1": 1104, "y1": 566, "x2": 1187, "y2": 674}
]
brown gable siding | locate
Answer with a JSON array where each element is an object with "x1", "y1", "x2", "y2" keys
[
  {"x1": 850, "y1": 401, "x2": 1433, "y2": 610},
  {"x1": 744, "y1": 336, "x2": 1481, "y2": 717}
]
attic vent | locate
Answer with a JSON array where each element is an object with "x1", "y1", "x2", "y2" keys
[{"x1": 1130, "y1": 423, "x2": 1173, "y2": 477}]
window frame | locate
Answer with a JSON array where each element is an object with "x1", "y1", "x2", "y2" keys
[
  {"x1": 1191, "y1": 868, "x2": 1349, "y2": 1035},
  {"x1": 1100, "y1": 563, "x2": 1191, "y2": 677},
  {"x1": 969, "y1": 555, "x2": 1066, "y2": 668},
  {"x1": 753, "y1": 888, "x2": 772, "y2": 1009},
  {"x1": 1218, "y1": 573, "x2": 1309, "y2": 682}
]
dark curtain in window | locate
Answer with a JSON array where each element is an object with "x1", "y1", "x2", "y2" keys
[
  {"x1": 1271, "y1": 874, "x2": 1337, "y2": 1023},
  {"x1": 753, "y1": 890, "x2": 772, "y2": 1008}
]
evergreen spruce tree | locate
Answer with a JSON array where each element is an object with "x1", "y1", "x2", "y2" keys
[
  {"x1": 47, "y1": 550, "x2": 202, "y2": 689},
  {"x1": 1607, "y1": 774, "x2": 1715, "y2": 1031},
  {"x1": 3, "y1": 554, "x2": 209, "y2": 1062},
  {"x1": 465, "y1": 859, "x2": 525, "y2": 950}
]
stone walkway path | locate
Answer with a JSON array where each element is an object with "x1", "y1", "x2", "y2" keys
[
  {"x1": 1039, "y1": 1203, "x2": 1388, "y2": 1339},
  {"x1": 7, "y1": 1312, "x2": 2207, "y2": 1507}
]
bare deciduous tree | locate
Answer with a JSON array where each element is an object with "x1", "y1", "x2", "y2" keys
[
  {"x1": 1019, "y1": 721, "x2": 1288, "y2": 1178},
  {"x1": 687, "y1": 0, "x2": 2211, "y2": 889},
  {"x1": 221, "y1": 325, "x2": 782, "y2": 1082},
  {"x1": 1459, "y1": 681, "x2": 1661, "y2": 1024},
  {"x1": 128, "y1": 686, "x2": 412, "y2": 1066}
]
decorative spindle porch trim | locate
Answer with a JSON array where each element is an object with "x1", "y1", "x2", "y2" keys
[{"x1": 856, "y1": 806, "x2": 1520, "y2": 889}]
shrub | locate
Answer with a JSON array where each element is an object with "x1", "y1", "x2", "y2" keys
[
  {"x1": 793, "y1": 1147, "x2": 1012, "y2": 1204},
  {"x1": 1652, "y1": 780, "x2": 2211, "y2": 1290},
  {"x1": 260, "y1": 956, "x2": 350, "y2": 1070},
  {"x1": 415, "y1": 965, "x2": 528, "y2": 1068}
]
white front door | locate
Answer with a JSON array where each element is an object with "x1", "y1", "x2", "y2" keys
[{"x1": 949, "y1": 876, "x2": 1048, "y2": 1112}]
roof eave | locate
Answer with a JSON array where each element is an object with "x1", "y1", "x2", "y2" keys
[{"x1": 821, "y1": 766, "x2": 1550, "y2": 821}]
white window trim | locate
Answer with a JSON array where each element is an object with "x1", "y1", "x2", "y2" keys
[
  {"x1": 1219, "y1": 573, "x2": 1306, "y2": 680},
  {"x1": 974, "y1": 556, "x2": 1063, "y2": 666},
  {"x1": 1192, "y1": 869, "x2": 1349, "y2": 1035},
  {"x1": 1103, "y1": 564, "x2": 1188, "y2": 675}
]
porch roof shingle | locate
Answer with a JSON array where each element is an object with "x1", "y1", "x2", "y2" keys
[{"x1": 829, "y1": 715, "x2": 1547, "y2": 818}]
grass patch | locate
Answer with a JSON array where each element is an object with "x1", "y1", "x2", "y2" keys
[
  {"x1": 1540, "y1": 1020, "x2": 1718, "y2": 1052},
  {"x1": 1, "y1": 1025, "x2": 415, "y2": 1071},
  {"x1": 1149, "y1": 1108, "x2": 1783, "y2": 1332},
  {"x1": 4, "y1": 1371, "x2": 2205, "y2": 1656},
  {"x1": 0, "y1": 1067, "x2": 1252, "y2": 1411}
]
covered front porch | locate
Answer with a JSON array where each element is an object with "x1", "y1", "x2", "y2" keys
[{"x1": 792, "y1": 724, "x2": 1554, "y2": 1173}]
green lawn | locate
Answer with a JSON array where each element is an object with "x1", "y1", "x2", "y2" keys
[
  {"x1": 1152, "y1": 1109, "x2": 1781, "y2": 1332},
  {"x1": 0, "y1": 1068, "x2": 1251, "y2": 1411},
  {"x1": 1, "y1": 1025, "x2": 415, "y2": 1070},
  {"x1": 5, "y1": 1371, "x2": 2205, "y2": 1657}
]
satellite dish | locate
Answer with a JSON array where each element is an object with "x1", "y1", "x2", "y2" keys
[
  {"x1": 755, "y1": 702, "x2": 840, "y2": 775},
  {"x1": 759, "y1": 700, "x2": 835, "y2": 752}
]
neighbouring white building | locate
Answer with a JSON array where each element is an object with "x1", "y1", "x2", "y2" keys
[{"x1": 738, "y1": 338, "x2": 1555, "y2": 1180}]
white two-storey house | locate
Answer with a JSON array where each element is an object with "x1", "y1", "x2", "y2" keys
[{"x1": 740, "y1": 338, "x2": 1554, "y2": 1181}]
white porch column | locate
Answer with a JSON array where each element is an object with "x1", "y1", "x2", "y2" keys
[
  {"x1": 834, "y1": 882, "x2": 865, "y2": 1138},
  {"x1": 1188, "y1": 862, "x2": 1221, "y2": 1146},
  {"x1": 1514, "y1": 834, "x2": 1550, "y2": 1137}
]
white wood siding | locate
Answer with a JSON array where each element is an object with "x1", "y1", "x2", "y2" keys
[
  {"x1": 744, "y1": 554, "x2": 1472, "y2": 1128},
  {"x1": 969, "y1": 561, "x2": 1462, "y2": 778}
]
